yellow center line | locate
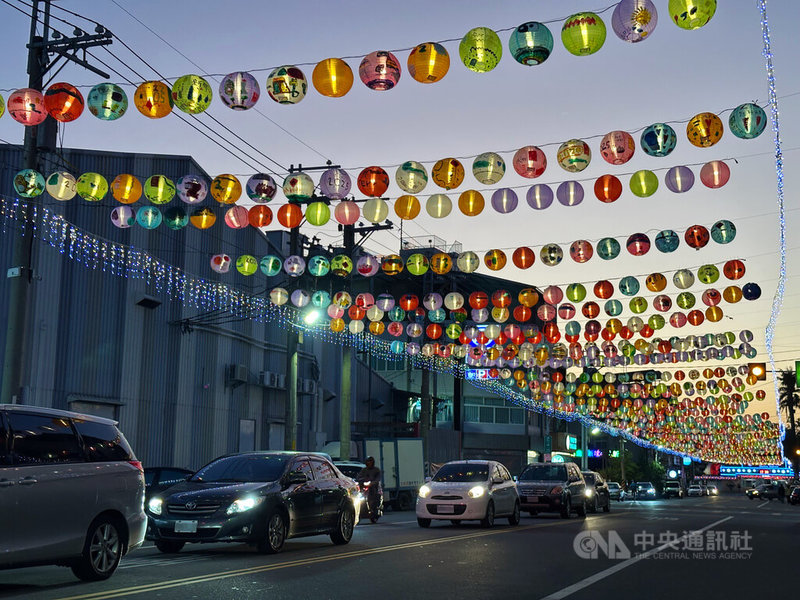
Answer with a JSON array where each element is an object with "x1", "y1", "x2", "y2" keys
[{"x1": 56, "y1": 519, "x2": 584, "y2": 600}]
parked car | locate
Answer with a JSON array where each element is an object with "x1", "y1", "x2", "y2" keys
[
  {"x1": 0, "y1": 404, "x2": 146, "y2": 581},
  {"x1": 144, "y1": 467, "x2": 194, "y2": 503},
  {"x1": 688, "y1": 484, "x2": 704, "y2": 497},
  {"x1": 146, "y1": 451, "x2": 359, "y2": 554},
  {"x1": 416, "y1": 460, "x2": 520, "y2": 528},
  {"x1": 516, "y1": 462, "x2": 587, "y2": 519},
  {"x1": 707, "y1": 484, "x2": 719, "y2": 496},
  {"x1": 789, "y1": 486, "x2": 800, "y2": 505},
  {"x1": 582, "y1": 471, "x2": 611, "y2": 513},
  {"x1": 663, "y1": 480, "x2": 684, "y2": 499},
  {"x1": 607, "y1": 481, "x2": 622, "y2": 501},
  {"x1": 636, "y1": 481, "x2": 657, "y2": 500}
]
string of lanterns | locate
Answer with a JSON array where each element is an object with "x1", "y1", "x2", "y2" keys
[{"x1": 0, "y1": 1, "x2": 720, "y2": 124}]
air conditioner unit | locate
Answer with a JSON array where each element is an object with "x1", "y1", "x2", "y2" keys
[
  {"x1": 228, "y1": 364, "x2": 248, "y2": 384},
  {"x1": 259, "y1": 371, "x2": 278, "y2": 388}
]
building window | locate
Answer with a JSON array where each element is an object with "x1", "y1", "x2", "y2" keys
[{"x1": 464, "y1": 397, "x2": 525, "y2": 425}]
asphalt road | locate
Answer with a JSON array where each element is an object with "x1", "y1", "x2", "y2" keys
[{"x1": 1, "y1": 495, "x2": 797, "y2": 600}]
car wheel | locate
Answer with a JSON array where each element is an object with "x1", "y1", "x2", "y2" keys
[
  {"x1": 589, "y1": 497, "x2": 598, "y2": 513},
  {"x1": 258, "y1": 511, "x2": 287, "y2": 554},
  {"x1": 603, "y1": 498, "x2": 610, "y2": 513},
  {"x1": 508, "y1": 501, "x2": 521, "y2": 526},
  {"x1": 155, "y1": 540, "x2": 185, "y2": 554},
  {"x1": 560, "y1": 496, "x2": 571, "y2": 519},
  {"x1": 576, "y1": 500, "x2": 587, "y2": 519},
  {"x1": 417, "y1": 517, "x2": 431, "y2": 528},
  {"x1": 330, "y1": 505, "x2": 355, "y2": 545},
  {"x1": 480, "y1": 501, "x2": 495, "y2": 528},
  {"x1": 70, "y1": 516, "x2": 124, "y2": 581}
]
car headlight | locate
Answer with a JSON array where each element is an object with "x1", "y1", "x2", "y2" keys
[
  {"x1": 148, "y1": 497, "x2": 163, "y2": 516},
  {"x1": 419, "y1": 485, "x2": 431, "y2": 498},
  {"x1": 468, "y1": 486, "x2": 486, "y2": 499},
  {"x1": 647, "y1": 489, "x2": 655, "y2": 494},
  {"x1": 585, "y1": 488, "x2": 594, "y2": 497},
  {"x1": 226, "y1": 495, "x2": 264, "y2": 515}
]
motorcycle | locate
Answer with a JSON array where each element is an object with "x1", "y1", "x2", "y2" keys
[{"x1": 358, "y1": 480, "x2": 384, "y2": 523}]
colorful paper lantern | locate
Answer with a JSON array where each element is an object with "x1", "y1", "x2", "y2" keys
[
  {"x1": 8, "y1": 88, "x2": 47, "y2": 125},
  {"x1": 363, "y1": 198, "x2": 389, "y2": 223},
  {"x1": 512, "y1": 246, "x2": 535, "y2": 269},
  {"x1": 430, "y1": 253, "x2": 453, "y2": 275},
  {"x1": 594, "y1": 280, "x2": 614, "y2": 299},
  {"x1": 729, "y1": 102, "x2": 767, "y2": 139},
  {"x1": 424, "y1": 194, "x2": 451, "y2": 218},
  {"x1": 594, "y1": 174, "x2": 623, "y2": 203},
  {"x1": 266, "y1": 66, "x2": 307, "y2": 104},
  {"x1": 473, "y1": 152, "x2": 506, "y2": 184},
  {"x1": 457, "y1": 251, "x2": 480, "y2": 273},
  {"x1": 561, "y1": 12, "x2": 607, "y2": 56},
  {"x1": 308, "y1": 256, "x2": 330, "y2": 277},
  {"x1": 316, "y1": 168, "x2": 351, "y2": 200},
  {"x1": 0, "y1": 94, "x2": 4, "y2": 118},
  {"x1": 277, "y1": 203, "x2": 303, "y2": 228},
  {"x1": 219, "y1": 71, "x2": 260, "y2": 109},
  {"x1": 174, "y1": 174, "x2": 207, "y2": 205},
  {"x1": 394, "y1": 195, "x2": 420, "y2": 220},
  {"x1": 357, "y1": 255, "x2": 380, "y2": 277},
  {"x1": 245, "y1": 173, "x2": 277, "y2": 203},
  {"x1": 459, "y1": 27, "x2": 503, "y2": 73},
  {"x1": 711, "y1": 220, "x2": 736, "y2": 244},
  {"x1": 44, "y1": 82, "x2": 84, "y2": 122},
  {"x1": 305, "y1": 201, "x2": 330, "y2": 226},
  {"x1": 540, "y1": 244, "x2": 563, "y2": 266},
  {"x1": 236, "y1": 255, "x2": 259, "y2": 276},
  {"x1": 283, "y1": 255, "x2": 306, "y2": 277},
  {"x1": 331, "y1": 255, "x2": 354, "y2": 277},
  {"x1": 359, "y1": 51, "x2": 401, "y2": 91},
  {"x1": 45, "y1": 171, "x2": 76, "y2": 201},
  {"x1": 513, "y1": 146, "x2": 547, "y2": 178},
  {"x1": 358, "y1": 166, "x2": 390, "y2": 197},
  {"x1": 248, "y1": 205, "x2": 273, "y2": 228},
  {"x1": 134, "y1": 81, "x2": 173, "y2": 119},
  {"x1": 597, "y1": 237, "x2": 621, "y2": 260},
  {"x1": 655, "y1": 229, "x2": 680, "y2": 253},
  {"x1": 629, "y1": 170, "x2": 658, "y2": 197},
  {"x1": 484, "y1": 249, "x2": 507, "y2": 271},
  {"x1": 382, "y1": 255, "x2": 404, "y2": 276},
  {"x1": 557, "y1": 139, "x2": 591, "y2": 172},
  {"x1": 611, "y1": 0, "x2": 658, "y2": 42},
  {"x1": 13, "y1": 169, "x2": 45, "y2": 198},
  {"x1": 432, "y1": 158, "x2": 464, "y2": 190},
  {"x1": 700, "y1": 160, "x2": 730, "y2": 188},
  {"x1": 87, "y1": 83, "x2": 128, "y2": 120},
  {"x1": 685, "y1": 224, "x2": 710, "y2": 249},
  {"x1": 687, "y1": 112, "x2": 723, "y2": 148},
  {"x1": 111, "y1": 174, "x2": 142, "y2": 204},
  {"x1": 76, "y1": 172, "x2": 108, "y2": 202},
  {"x1": 260, "y1": 256, "x2": 283, "y2": 277},
  {"x1": 556, "y1": 181, "x2": 584, "y2": 206},
  {"x1": 509, "y1": 21, "x2": 554, "y2": 65},
  {"x1": 406, "y1": 254, "x2": 429, "y2": 276},
  {"x1": 407, "y1": 42, "x2": 450, "y2": 83},
  {"x1": 136, "y1": 206, "x2": 162, "y2": 229},
  {"x1": 490, "y1": 188, "x2": 518, "y2": 213},
  {"x1": 335, "y1": 200, "x2": 360, "y2": 225},
  {"x1": 396, "y1": 161, "x2": 428, "y2": 194},
  {"x1": 283, "y1": 172, "x2": 315, "y2": 200},
  {"x1": 618, "y1": 276, "x2": 640, "y2": 296},
  {"x1": 723, "y1": 259, "x2": 745, "y2": 280},
  {"x1": 172, "y1": 74, "x2": 212, "y2": 114},
  {"x1": 110, "y1": 206, "x2": 136, "y2": 229},
  {"x1": 645, "y1": 272, "x2": 667, "y2": 292},
  {"x1": 664, "y1": 165, "x2": 695, "y2": 193},
  {"x1": 640, "y1": 123, "x2": 677, "y2": 157},
  {"x1": 569, "y1": 240, "x2": 593, "y2": 263},
  {"x1": 669, "y1": 0, "x2": 716, "y2": 30},
  {"x1": 142, "y1": 175, "x2": 175, "y2": 205},
  {"x1": 600, "y1": 130, "x2": 635, "y2": 165},
  {"x1": 312, "y1": 58, "x2": 353, "y2": 98},
  {"x1": 458, "y1": 190, "x2": 484, "y2": 216},
  {"x1": 209, "y1": 174, "x2": 240, "y2": 204},
  {"x1": 190, "y1": 207, "x2": 216, "y2": 229},
  {"x1": 527, "y1": 184, "x2": 554, "y2": 209},
  {"x1": 164, "y1": 206, "x2": 189, "y2": 230}
]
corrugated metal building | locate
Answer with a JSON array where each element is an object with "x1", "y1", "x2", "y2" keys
[{"x1": 0, "y1": 145, "x2": 393, "y2": 470}]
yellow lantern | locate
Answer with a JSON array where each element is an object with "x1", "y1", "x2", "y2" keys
[
  {"x1": 431, "y1": 158, "x2": 464, "y2": 190},
  {"x1": 484, "y1": 249, "x2": 507, "y2": 271},
  {"x1": 426, "y1": 194, "x2": 452, "y2": 218},
  {"x1": 111, "y1": 174, "x2": 142, "y2": 204},
  {"x1": 394, "y1": 195, "x2": 420, "y2": 220},
  {"x1": 369, "y1": 321, "x2": 385, "y2": 335},
  {"x1": 211, "y1": 174, "x2": 242, "y2": 204},
  {"x1": 312, "y1": 58, "x2": 354, "y2": 98},
  {"x1": 687, "y1": 112, "x2": 724, "y2": 148},
  {"x1": 330, "y1": 318, "x2": 345, "y2": 333},
  {"x1": 407, "y1": 42, "x2": 450, "y2": 83},
  {"x1": 134, "y1": 81, "x2": 173, "y2": 119},
  {"x1": 430, "y1": 253, "x2": 453, "y2": 275},
  {"x1": 190, "y1": 207, "x2": 216, "y2": 229},
  {"x1": 458, "y1": 190, "x2": 485, "y2": 216}
]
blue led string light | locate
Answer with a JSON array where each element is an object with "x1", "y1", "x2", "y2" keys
[{"x1": 759, "y1": 0, "x2": 787, "y2": 456}]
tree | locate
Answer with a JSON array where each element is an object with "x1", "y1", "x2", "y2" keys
[{"x1": 778, "y1": 368, "x2": 799, "y2": 478}]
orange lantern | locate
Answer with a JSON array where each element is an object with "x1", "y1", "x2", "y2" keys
[
  {"x1": 594, "y1": 174, "x2": 622, "y2": 203},
  {"x1": 512, "y1": 246, "x2": 535, "y2": 269},
  {"x1": 394, "y1": 195, "x2": 420, "y2": 220},
  {"x1": 44, "y1": 82, "x2": 84, "y2": 122},
  {"x1": 357, "y1": 166, "x2": 389, "y2": 197},
  {"x1": 248, "y1": 205, "x2": 273, "y2": 228},
  {"x1": 458, "y1": 189, "x2": 485, "y2": 216},
  {"x1": 277, "y1": 203, "x2": 303, "y2": 228}
]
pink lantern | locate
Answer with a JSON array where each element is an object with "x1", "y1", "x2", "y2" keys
[
  {"x1": 8, "y1": 88, "x2": 47, "y2": 125},
  {"x1": 543, "y1": 285, "x2": 563, "y2": 305},
  {"x1": 359, "y1": 51, "x2": 402, "y2": 91},
  {"x1": 700, "y1": 160, "x2": 730, "y2": 189},
  {"x1": 512, "y1": 146, "x2": 547, "y2": 178},
  {"x1": 334, "y1": 200, "x2": 360, "y2": 225},
  {"x1": 599, "y1": 130, "x2": 636, "y2": 165},
  {"x1": 224, "y1": 206, "x2": 250, "y2": 229}
]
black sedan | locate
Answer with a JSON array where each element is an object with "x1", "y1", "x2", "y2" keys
[
  {"x1": 582, "y1": 471, "x2": 611, "y2": 513},
  {"x1": 146, "y1": 451, "x2": 359, "y2": 554},
  {"x1": 144, "y1": 466, "x2": 194, "y2": 503}
]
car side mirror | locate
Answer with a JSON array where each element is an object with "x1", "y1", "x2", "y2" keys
[
  {"x1": 512, "y1": 476, "x2": 518, "y2": 483},
  {"x1": 286, "y1": 471, "x2": 308, "y2": 485},
  {"x1": 424, "y1": 476, "x2": 432, "y2": 483},
  {"x1": 492, "y1": 476, "x2": 503, "y2": 485}
]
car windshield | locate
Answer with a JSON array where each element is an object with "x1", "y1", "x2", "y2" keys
[
  {"x1": 192, "y1": 454, "x2": 289, "y2": 483},
  {"x1": 519, "y1": 465, "x2": 567, "y2": 482},
  {"x1": 608, "y1": 483, "x2": 619, "y2": 489},
  {"x1": 432, "y1": 463, "x2": 489, "y2": 483},
  {"x1": 690, "y1": 485, "x2": 700, "y2": 489},
  {"x1": 583, "y1": 473, "x2": 596, "y2": 484}
]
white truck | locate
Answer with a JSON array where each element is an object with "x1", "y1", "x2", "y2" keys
[{"x1": 323, "y1": 438, "x2": 425, "y2": 511}]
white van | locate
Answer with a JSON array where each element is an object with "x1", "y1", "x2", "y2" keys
[{"x1": 0, "y1": 405, "x2": 146, "y2": 580}]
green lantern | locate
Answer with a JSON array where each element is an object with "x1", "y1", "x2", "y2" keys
[
  {"x1": 648, "y1": 315, "x2": 665, "y2": 330},
  {"x1": 13, "y1": 169, "x2": 45, "y2": 198},
  {"x1": 164, "y1": 206, "x2": 188, "y2": 230},
  {"x1": 406, "y1": 253, "x2": 429, "y2": 276},
  {"x1": 630, "y1": 170, "x2": 658, "y2": 197},
  {"x1": 566, "y1": 283, "x2": 587, "y2": 302},
  {"x1": 676, "y1": 292, "x2": 696, "y2": 310},
  {"x1": 459, "y1": 27, "x2": 503, "y2": 73},
  {"x1": 561, "y1": 12, "x2": 606, "y2": 56},
  {"x1": 308, "y1": 255, "x2": 330, "y2": 277},
  {"x1": 305, "y1": 201, "x2": 331, "y2": 226},
  {"x1": 76, "y1": 172, "x2": 108, "y2": 202},
  {"x1": 171, "y1": 74, "x2": 213, "y2": 114},
  {"x1": 144, "y1": 175, "x2": 176, "y2": 205},
  {"x1": 697, "y1": 264, "x2": 720, "y2": 284},
  {"x1": 596, "y1": 237, "x2": 620, "y2": 260},
  {"x1": 668, "y1": 0, "x2": 717, "y2": 30},
  {"x1": 236, "y1": 255, "x2": 258, "y2": 276},
  {"x1": 629, "y1": 297, "x2": 648, "y2": 314},
  {"x1": 729, "y1": 103, "x2": 766, "y2": 140}
]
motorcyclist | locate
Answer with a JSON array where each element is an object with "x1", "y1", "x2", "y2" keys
[{"x1": 357, "y1": 457, "x2": 382, "y2": 521}]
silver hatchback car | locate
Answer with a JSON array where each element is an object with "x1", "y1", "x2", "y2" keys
[{"x1": 0, "y1": 405, "x2": 147, "y2": 580}]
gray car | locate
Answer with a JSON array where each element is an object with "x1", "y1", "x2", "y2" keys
[
  {"x1": 517, "y1": 462, "x2": 587, "y2": 518},
  {"x1": 0, "y1": 404, "x2": 146, "y2": 580}
]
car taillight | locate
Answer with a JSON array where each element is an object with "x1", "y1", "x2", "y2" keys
[{"x1": 129, "y1": 460, "x2": 144, "y2": 473}]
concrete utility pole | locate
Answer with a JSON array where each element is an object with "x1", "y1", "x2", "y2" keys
[
  {"x1": 283, "y1": 213, "x2": 299, "y2": 451},
  {"x1": 420, "y1": 367, "x2": 431, "y2": 468},
  {"x1": 2, "y1": 0, "x2": 112, "y2": 405}
]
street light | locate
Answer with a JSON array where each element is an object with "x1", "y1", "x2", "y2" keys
[
  {"x1": 747, "y1": 362, "x2": 767, "y2": 381},
  {"x1": 303, "y1": 309, "x2": 321, "y2": 325},
  {"x1": 591, "y1": 427, "x2": 601, "y2": 435}
]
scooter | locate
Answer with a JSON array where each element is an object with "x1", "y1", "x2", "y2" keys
[{"x1": 358, "y1": 480, "x2": 384, "y2": 523}]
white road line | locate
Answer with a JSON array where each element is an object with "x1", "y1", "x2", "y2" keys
[
  {"x1": 538, "y1": 516, "x2": 733, "y2": 600},
  {"x1": 756, "y1": 501, "x2": 769, "y2": 508}
]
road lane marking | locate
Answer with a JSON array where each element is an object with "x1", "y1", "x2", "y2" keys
[
  {"x1": 538, "y1": 516, "x2": 733, "y2": 600},
  {"x1": 56, "y1": 519, "x2": 592, "y2": 600},
  {"x1": 757, "y1": 501, "x2": 769, "y2": 508}
]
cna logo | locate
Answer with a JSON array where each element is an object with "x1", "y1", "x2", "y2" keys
[{"x1": 573, "y1": 530, "x2": 632, "y2": 560}]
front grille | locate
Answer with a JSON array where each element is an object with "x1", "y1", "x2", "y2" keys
[
  {"x1": 431, "y1": 494, "x2": 463, "y2": 500},
  {"x1": 519, "y1": 487, "x2": 548, "y2": 496},
  {"x1": 168, "y1": 503, "x2": 221, "y2": 517},
  {"x1": 158, "y1": 527, "x2": 218, "y2": 539},
  {"x1": 427, "y1": 504, "x2": 466, "y2": 515}
]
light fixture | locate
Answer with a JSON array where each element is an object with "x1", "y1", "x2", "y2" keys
[
  {"x1": 303, "y1": 309, "x2": 321, "y2": 325},
  {"x1": 747, "y1": 362, "x2": 767, "y2": 381},
  {"x1": 591, "y1": 426, "x2": 601, "y2": 435}
]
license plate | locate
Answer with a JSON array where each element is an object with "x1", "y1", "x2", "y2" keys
[
  {"x1": 527, "y1": 496, "x2": 540, "y2": 503},
  {"x1": 174, "y1": 520, "x2": 198, "y2": 533},
  {"x1": 438, "y1": 504, "x2": 455, "y2": 514}
]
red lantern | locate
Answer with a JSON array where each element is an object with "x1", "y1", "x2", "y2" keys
[
  {"x1": 248, "y1": 205, "x2": 273, "y2": 228},
  {"x1": 723, "y1": 259, "x2": 745, "y2": 280},
  {"x1": 277, "y1": 203, "x2": 303, "y2": 228},
  {"x1": 687, "y1": 310, "x2": 705, "y2": 326},
  {"x1": 593, "y1": 280, "x2": 614, "y2": 299},
  {"x1": 469, "y1": 291, "x2": 489, "y2": 309},
  {"x1": 513, "y1": 306, "x2": 531, "y2": 322},
  {"x1": 685, "y1": 225, "x2": 710, "y2": 249},
  {"x1": 348, "y1": 305, "x2": 365, "y2": 320},
  {"x1": 512, "y1": 246, "x2": 535, "y2": 269},
  {"x1": 491, "y1": 289, "x2": 512, "y2": 308},
  {"x1": 594, "y1": 174, "x2": 622, "y2": 203},
  {"x1": 426, "y1": 323, "x2": 442, "y2": 339},
  {"x1": 582, "y1": 302, "x2": 600, "y2": 318},
  {"x1": 44, "y1": 82, "x2": 85, "y2": 122},
  {"x1": 399, "y1": 294, "x2": 419, "y2": 311},
  {"x1": 357, "y1": 166, "x2": 390, "y2": 197}
]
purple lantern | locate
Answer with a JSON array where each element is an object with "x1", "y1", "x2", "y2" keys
[
  {"x1": 319, "y1": 167, "x2": 352, "y2": 200},
  {"x1": 611, "y1": 0, "x2": 658, "y2": 43},
  {"x1": 665, "y1": 166, "x2": 695, "y2": 193},
  {"x1": 526, "y1": 184, "x2": 553, "y2": 210},
  {"x1": 490, "y1": 188, "x2": 518, "y2": 213},
  {"x1": 556, "y1": 181, "x2": 584, "y2": 206}
]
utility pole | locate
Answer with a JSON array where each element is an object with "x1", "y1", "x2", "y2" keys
[
  {"x1": 284, "y1": 222, "x2": 300, "y2": 451},
  {"x1": 2, "y1": 0, "x2": 112, "y2": 405}
]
